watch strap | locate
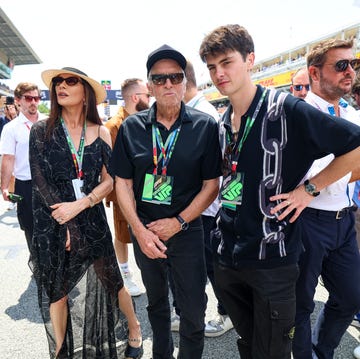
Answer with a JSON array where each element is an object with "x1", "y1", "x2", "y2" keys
[{"x1": 176, "y1": 215, "x2": 189, "y2": 230}]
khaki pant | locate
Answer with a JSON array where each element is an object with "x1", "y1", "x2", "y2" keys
[{"x1": 113, "y1": 202, "x2": 131, "y2": 243}]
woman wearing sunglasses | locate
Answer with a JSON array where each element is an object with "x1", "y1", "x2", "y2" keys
[{"x1": 29, "y1": 67, "x2": 142, "y2": 359}]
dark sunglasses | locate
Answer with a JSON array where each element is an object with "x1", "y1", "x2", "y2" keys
[
  {"x1": 330, "y1": 59, "x2": 360, "y2": 72},
  {"x1": 52, "y1": 76, "x2": 81, "y2": 86},
  {"x1": 293, "y1": 84, "x2": 310, "y2": 91},
  {"x1": 150, "y1": 73, "x2": 184, "y2": 86},
  {"x1": 22, "y1": 95, "x2": 41, "y2": 102}
]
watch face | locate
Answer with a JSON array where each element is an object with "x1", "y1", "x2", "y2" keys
[
  {"x1": 305, "y1": 181, "x2": 320, "y2": 196},
  {"x1": 307, "y1": 183, "x2": 316, "y2": 192},
  {"x1": 181, "y1": 222, "x2": 189, "y2": 230}
]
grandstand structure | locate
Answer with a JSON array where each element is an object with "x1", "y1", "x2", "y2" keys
[
  {"x1": 0, "y1": 7, "x2": 41, "y2": 96},
  {"x1": 202, "y1": 22, "x2": 360, "y2": 108}
]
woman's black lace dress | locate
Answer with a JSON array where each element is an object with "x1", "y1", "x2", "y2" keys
[{"x1": 29, "y1": 120, "x2": 127, "y2": 358}]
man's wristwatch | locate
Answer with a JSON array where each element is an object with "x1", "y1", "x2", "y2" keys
[
  {"x1": 176, "y1": 215, "x2": 189, "y2": 231},
  {"x1": 304, "y1": 179, "x2": 320, "y2": 197}
]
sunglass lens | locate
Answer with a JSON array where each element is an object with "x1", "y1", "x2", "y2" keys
[
  {"x1": 65, "y1": 77, "x2": 80, "y2": 86},
  {"x1": 52, "y1": 77, "x2": 63, "y2": 85},
  {"x1": 334, "y1": 60, "x2": 348, "y2": 72},
  {"x1": 152, "y1": 75, "x2": 166, "y2": 85},
  {"x1": 169, "y1": 73, "x2": 184, "y2": 84},
  {"x1": 350, "y1": 59, "x2": 360, "y2": 71}
]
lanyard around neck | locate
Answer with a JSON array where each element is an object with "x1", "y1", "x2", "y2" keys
[
  {"x1": 228, "y1": 89, "x2": 267, "y2": 174},
  {"x1": 152, "y1": 124, "x2": 181, "y2": 176},
  {"x1": 61, "y1": 118, "x2": 87, "y2": 179}
]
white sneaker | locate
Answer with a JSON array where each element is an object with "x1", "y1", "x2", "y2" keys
[
  {"x1": 7, "y1": 201, "x2": 16, "y2": 211},
  {"x1": 122, "y1": 272, "x2": 142, "y2": 297},
  {"x1": 205, "y1": 314, "x2": 234, "y2": 337},
  {"x1": 171, "y1": 312, "x2": 180, "y2": 332},
  {"x1": 351, "y1": 312, "x2": 360, "y2": 328},
  {"x1": 354, "y1": 345, "x2": 360, "y2": 359}
]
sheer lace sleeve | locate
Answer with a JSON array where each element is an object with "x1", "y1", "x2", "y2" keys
[{"x1": 29, "y1": 121, "x2": 62, "y2": 207}]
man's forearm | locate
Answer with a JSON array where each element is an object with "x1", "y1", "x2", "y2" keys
[
  {"x1": 1, "y1": 154, "x2": 15, "y2": 195},
  {"x1": 311, "y1": 147, "x2": 360, "y2": 190},
  {"x1": 115, "y1": 176, "x2": 146, "y2": 236}
]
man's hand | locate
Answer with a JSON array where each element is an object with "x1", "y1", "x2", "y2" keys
[
  {"x1": 146, "y1": 217, "x2": 181, "y2": 241},
  {"x1": 134, "y1": 226, "x2": 168, "y2": 259},
  {"x1": 1, "y1": 188, "x2": 10, "y2": 201},
  {"x1": 269, "y1": 185, "x2": 315, "y2": 223}
]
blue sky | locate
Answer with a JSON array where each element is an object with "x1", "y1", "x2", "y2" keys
[{"x1": 2, "y1": 0, "x2": 360, "y2": 90}]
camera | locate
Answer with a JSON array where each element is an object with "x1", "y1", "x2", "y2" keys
[
  {"x1": 5, "y1": 96, "x2": 14, "y2": 105},
  {"x1": 8, "y1": 193, "x2": 23, "y2": 203}
]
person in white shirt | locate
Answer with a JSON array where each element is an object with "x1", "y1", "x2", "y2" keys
[
  {"x1": 0, "y1": 82, "x2": 44, "y2": 255},
  {"x1": 351, "y1": 78, "x2": 360, "y2": 359},
  {"x1": 292, "y1": 39, "x2": 360, "y2": 359}
]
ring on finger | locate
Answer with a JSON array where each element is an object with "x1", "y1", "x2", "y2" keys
[{"x1": 286, "y1": 200, "x2": 291, "y2": 206}]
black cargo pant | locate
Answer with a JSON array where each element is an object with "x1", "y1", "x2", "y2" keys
[{"x1": 214, "y1": 263, "x2": 299, "y2": 359}]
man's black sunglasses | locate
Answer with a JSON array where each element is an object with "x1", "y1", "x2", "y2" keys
[
  {"x1": 150, "y1": 73, "x2": 184, "y2": 86},
  {"x1": 327, "y1": 59, "x2": 360, "y2": 73},
  {"x1": 293, "y1": 84, "x2": 310, "y2": 91},
  {"x1": 52, "y1": 76, "x2": 82, "y2": 86}
]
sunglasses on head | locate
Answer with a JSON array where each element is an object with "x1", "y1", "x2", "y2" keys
[
  {"x1": 22, "y1": 95, "x2": 41, "y2": 103},
  {"x1": 52, "y1": 76, "x2": 81, "y2": 86},
  {"x1": 331, "y1": 59, "x2": 360, "y2": 72},
  {"x1": 293, "y1": 84, "x2": 310, "y2": 91},
  {"x1": 150, "y1": 73, "x2": 184, "y2": 86}
]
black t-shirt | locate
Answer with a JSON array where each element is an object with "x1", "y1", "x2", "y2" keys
[
  {"x1": 217, "y1": 85, "x2": 360, "y2": 269},
  {"x1": 110, "y1": 102, "x2": 222, "y2": 221}
]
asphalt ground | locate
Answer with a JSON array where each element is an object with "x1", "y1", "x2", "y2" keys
[{"x1": 0, "y1": 198, "x2": 359, "y2": 358}]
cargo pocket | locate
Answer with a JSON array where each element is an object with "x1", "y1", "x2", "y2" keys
[{"x1": 269, "y1": 299, "x2": 296, "y2": 357}]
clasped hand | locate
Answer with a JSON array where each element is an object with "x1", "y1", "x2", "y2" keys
[{"x1": 136, "y1": 218, "x2": 181, "y2": 259}]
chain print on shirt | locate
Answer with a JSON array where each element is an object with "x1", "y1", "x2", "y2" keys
[{"x1": 258, "y1": 89, "x2": 288, "y2": 260}]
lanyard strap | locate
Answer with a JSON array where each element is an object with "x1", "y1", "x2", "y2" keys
[
  {"x1": 152, "y1": 124, "x2": 181, "y2": 176},
  {"x1": 229, "y1": 89, "x2": 267, "y2": 174},
  {"x1": 61, "y1": 118, "x2": 87, "y2": 179}
]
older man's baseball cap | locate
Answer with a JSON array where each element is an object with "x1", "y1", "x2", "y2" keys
[{"x1": 146, "y1": 44, "x2": 186, "y2": 76}]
